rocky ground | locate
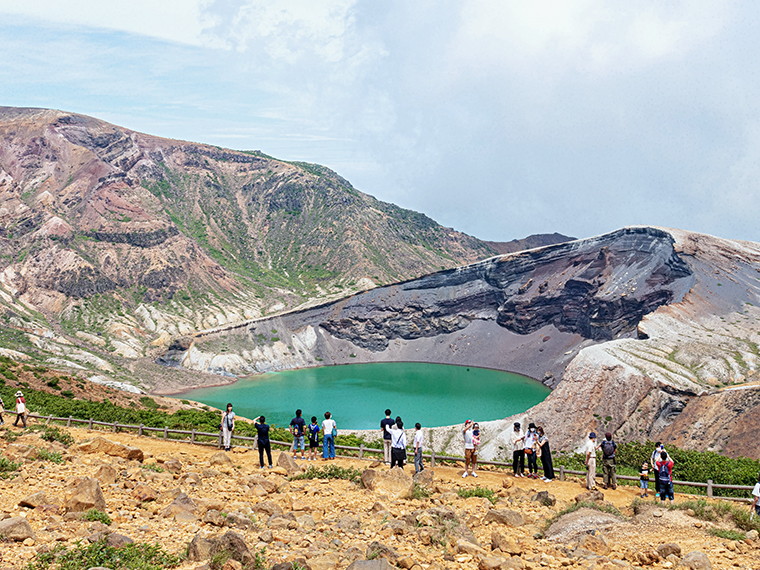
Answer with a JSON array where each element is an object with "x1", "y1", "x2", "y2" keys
[{"x1": 0, "y1": 423, "x2": 758, "y2": 570}]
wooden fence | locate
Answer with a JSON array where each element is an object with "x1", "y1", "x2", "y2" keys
[{"x1": 7, "y1": 411, "x2": 754, "y2": 502}]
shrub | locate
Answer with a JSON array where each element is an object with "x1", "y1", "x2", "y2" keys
[
  {"x1": 457, "y1": 486, "x2": 497, "y2": 504},
  {"x1": 36, "y1": 449, "x2": 64, "y2": 464},
  {"x1": 293, "y1": 464, "x2": 362, "y2": 483},
  {"x1": 412, "y1": 483, "x2": 431, "y2": 500},
  {"x1": 40, "y1": 425, "x2": 75, "y2": 447},
  {"x1": 141, "y1": 463, "x2": 165, "y2": 473},
  {"x1": 0, "y1": 456, "x2": 21, "y2": 478},
  {"x1": 81, "y1": 509, "x2": 112, "y2": 525},
  {"x1": 26, "y1": 539, "x2": 181, "y2": 570},
  {"x1": 709, "y1": 528, "x2": 746, "y2": 540}
]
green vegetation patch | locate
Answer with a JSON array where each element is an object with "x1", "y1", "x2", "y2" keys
[
  {"x1": 36, "y1": 449, "x2": 64, "y2": 464},
  {"x1": 81, "y1": 508, "x2": 112, "y2": 526},
  {"x1": 457, "y1": 486, "x2": 497, "y2": 505},
  {"x1": 27, "y1": 538, "x2": 180, "y2": 570},
  {"x1": 293, "y1": 464, "x2": 362, "y2": 484}
]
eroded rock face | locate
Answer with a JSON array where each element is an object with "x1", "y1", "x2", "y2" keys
[
  {"x1": 75, "y1": 437, "x2": 144, "y2": 462},
  {"x1": 361, "y1": 468, "x2": 414, "y2": 500}
]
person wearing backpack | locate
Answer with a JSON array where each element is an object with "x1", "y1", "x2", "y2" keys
[
  {"x1": 751, "y1": 470, "x2": 760, "y2": 518},
  {"x1": 598, "y1": 432, "x2": 617, "y2": 490},
  {"x1": 655, "y1": 450, "x2": 675, "y2": 504}
]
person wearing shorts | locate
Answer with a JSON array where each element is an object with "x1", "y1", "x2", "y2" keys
[{"x1": 307, "y1": 416, "x2": 320, "y2": 461}]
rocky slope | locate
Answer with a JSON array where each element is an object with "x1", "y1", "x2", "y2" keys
[
  {"x1": 0, "y1": 106, "x2": 504, "y2": 389},
  {"x1": 1, "y1": 422, "x2": 757, "y2": 570},
  {"x1": 163, "y1": 226, "x2": 760, "y2": 458}
]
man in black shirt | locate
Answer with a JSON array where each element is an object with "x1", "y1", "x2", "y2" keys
[
  {"x1": 380, "y1": 409, "x2": 394, "y2": 465},
  {"x1": 290, "y1": 409, "x2": 306, "y2": 460},
  {"x1": 254, "y1": 415, "x2": 272, "y2": 469}
]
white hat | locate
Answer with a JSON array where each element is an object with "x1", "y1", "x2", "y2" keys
[{"x1": 15, "y1": 391, "x2": 23, "y2": 397}]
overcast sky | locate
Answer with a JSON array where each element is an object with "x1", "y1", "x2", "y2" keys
[{"x1": 1, "y1": 1, "x2": 759, "y2": 243}]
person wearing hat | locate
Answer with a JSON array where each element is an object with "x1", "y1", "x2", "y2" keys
[
  {"x1": 511, "y1": 422, "x2": 525, "y2": 477},
  {"x1": 585, "y1": 432, "x2": 598, "y2": 490},
  {"x1": 0, "y1": 392, "x2": 4, "y2": 425},
  {"x1": 524, "y1": 422, "x2": 539, "y2": 478},
  {"x1": 462, "y1": 419, "x2": 477, "y2": 478},
  {"x1": 14, "y1": 391, "x2": 27, "y2": 428}
]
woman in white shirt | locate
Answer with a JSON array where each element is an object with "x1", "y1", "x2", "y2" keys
[
  {"x1": 385, "y1": 416, "x2": 407, "y2": 470},
  {"x1": 322, "y1": 411, "x2": 337, "y2": 460}
]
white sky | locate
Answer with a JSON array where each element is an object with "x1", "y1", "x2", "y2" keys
[{"x1": 1, "y1": 0, "x2": 759, "y2": 242}]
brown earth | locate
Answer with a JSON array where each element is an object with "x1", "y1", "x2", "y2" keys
[{"x1": 1, "y1": 421, "x2": 758, "y2": 570}]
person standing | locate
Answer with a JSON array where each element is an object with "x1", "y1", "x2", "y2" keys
[
  {"x1": 0, "y1": 393, "x2": 4, "y2": 425},
  {"x1": 413, "y1": 423, "x2": 424, "y2": 473},
  {"x1": 639, "y1": 462, "x2": 650, "y2": 498},
  {"x1": 655, "y1": 450, "x2": 675, "y2": 504},
  {"x1": 221, "y1": 403, "x2": 235, "y2": 452},
  {"x1": 585, "y1": 432, "x2": 598, "y2": 490},
  {"x1": 13, "y1": 391, "x2": 26, "y2": 428},
  {"x1": 462, "y1": 419, "x2": 476, "y2": 478},
  {"x1": 511, "y1": 422, "x2": 525, "y2": 477},
  {"x1": 380, "y1": 409, "x2": 394, "y2": 465},
  {"x1": 751, "y1": 470, "x2": 760, "y2": 518},
  {"x1": 385, "y1": 416, "x2": 407, "y2": 469},
  {"x1": 472, "y1": 423, "x2": 481, "y2": 476},
  {"x1": 599, "y1": 432, "x2": 617, "y2": 490},
  {"x1": 524, "y1": 423, "x2": 539, "y2": 478},
  {"x1": 536, "y1": 426, "x2": 554, "y2": 482},
  {"x1": 651, "y1": 442, "x2": 667, "y2": 498},
  {"x1": 322, "y1": 412, "x2": 336, "y2": 460},
  {"x1": 254, "y1": 415, "x2": 272, "y2": 469},
  {"x1": 307, "y1": 416, "x2": 320, "y2": 461},
  {"x1": 290, "y1": 409, "x2": 306, "y2": 460}
]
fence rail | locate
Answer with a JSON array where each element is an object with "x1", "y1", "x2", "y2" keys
[{"x1": 5, "y1": 411, "x2": 753, "y2": 502}]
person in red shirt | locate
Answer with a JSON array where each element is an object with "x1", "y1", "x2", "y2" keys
[
  {"x1": 13, "y1": 391, "x2": 27, "y2": 428},
  {"x1": 655, "y1": 450, "x2": 675, "y2": 504}
]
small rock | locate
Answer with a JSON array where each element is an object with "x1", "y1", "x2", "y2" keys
[
  {"x1": 483, "y1": 509, "x2": 524, "y2": 527},
  {"x1": 259, "y1": 529, "x2": 273, "y2": 543},
  {"x1": 163, "y1": 458, "x2": 183, "y2": 473},
  {"x1": 653, "y1": 510, "x2": 664, "y2": 518},
  {"x1": 132, "y1": 483, "x2": 158, "y2": 502},
  {"x1": 222, "y1": 560, "x2": 244, "y2": 570},
  {"x1": 18, "y1": 491, "x2": 51, "y2": 509},
  {"x1": 491, "y1": 531, "x2": 521, "y2": 555},
  {"x1": 677, "y1": 551, "x2": 712, "y2": 570},
  {"x1": 746, "y1": 529, "x2": 759, "y2": 541},
  {"x1": 576, "y1": 533, "x2": 609, "y2": 556},
  {"x1": 93, "y1": 464, "x2": 118, "y2": 485},
  {"x1": 276, "y1": 452, "x2": 302, "y2": 476},
  {"x1": 365, "y1": 541, "x2": 399, "y2": 564},
  {"x1": 412, "y1": 469, "x2": 434, "y2": 489},
  {"x1": 0, "y1": 517, "x2": 37, "y2": 541},
  {"x1": 575, "y1": 490, "x2": 604, "y2": 504},
  {"x1": 658, "y1": 543, "x2": 682, "y2": 558},
  {"x1": 531, "y1": 490, "x2": 556, "y2": 507},
  {"x1": 346, "y1": 560, "x2": 394, "y2": 570},
  {"x1": 66, "y1": 478, "x2": 106, "y2": 512},
  {"x1": 209, "y1": 452, "x2": 233, "y2": 467},
  {"x1": 105, "y1": 533, "x2": 134, "y2": 548}
]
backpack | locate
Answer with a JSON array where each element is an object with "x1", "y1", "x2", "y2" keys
[
  {"x1": 600, "y1": 440, "x2": 616, "y2": 458},
  {"x1": 658, "y1": 461, "x2": 671, "y2": 484}
]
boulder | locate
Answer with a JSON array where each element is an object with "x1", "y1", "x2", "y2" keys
[
  {"x1": 179, "y1": 472, "x2": 202, "y2": 486},
  {"x1": 478, "y1": 555, "x2": 513, "y2": 570},
  {"x1": 203, "y1": 509, "x2": 226, "y2": 527},
  {"x1": 66, "y1": 478, "x2": 106, "y2": 512},
  {"x1": 209, "y1": 531, "x2": 255, "y2": 567},
  {"x1": 93, "y1": 464, "x2": 118, "y2": 485},
  {"x1": 361, "y1": 468, "x2": 414, "y2": 500},
  {"x1": 75, "y1": 437, "x2": 143, "y2": 462},
  {"x1": 346, "y1": 561, "x2": 394, "y2": 570},
  {"x1": 105, "y1": 533, "x2": 134, "y2": 548},
  {"x1": 456, "y1": 538, "x2": 488, "y2": 556},
  {"x1": 576, "y1": 533, "x2": 609, "y2": 556},
  {"x1": 252, "y1": 500, "x2": 282, "y2": 517},
  {"x1": 0, "y1": 517, "x2": 36, "y2": 541},
  {"x1": 160, "y1": 492, "x2": 197, "y2": 518},
  {"x1": 248, "y1": 476, "x2": 278, "y2": 494},
  {"x1": 575, "y1": 490, "x2": 605, "y2": 503},
  {"x1": 276, "y1": 452, "x2": 302, "y2": 476},
  {"x1": 163, "y1": 458, "x2": 182, "y2": 473},
  {"x1": 491, "y1": 532, "x2": 521, "y2": 555},
  {"x1": 483, "y1": 509, "x2": 525, "y2": 528},
  {"x1": 657, "y1": 543, "x2": 682, "y2": 558},
  {"x1": 746, "y1": 529, "x2": 758, "y2": 541},
  {"x1": 531, "y1": 490, "x2": 556, "y2": 507},
  {"x1": 18, "y1": 491, "x2": 52, "y2": 509},
  {"x1": 132, "y1": 483, "x2": 158, "y2": 502},
  {"x1": 412, "y1": 469, "x2": 434, "y2": 489},
  {"x1": 188, "y1": 532, "x2": 216, "y2": 561},
  {"x1": 308, "y1": 553, "x2": 339, "y2": 570},
  {"x1": 224, "y1": 511, "x2": 254, "y2": 530},
  {"x1": 209, "y1": 452, "x2": 233, "y2": 467},
  {"x1": 677, "y1": 551, "x2": 712, "y2": 570},
  {"x1": 365, "y1": 541, "x2": 399, "y2": 564},
  {"x1": 222, "y1": 560, "x2": 244, "y2": 570}
]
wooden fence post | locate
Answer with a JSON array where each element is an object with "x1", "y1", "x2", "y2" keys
[
  {"x1": 431, "y1": 450, "x2": 436, "y2": 468},
  {"x1": 67, "y1": 416, "x2": 72, "y2": 427},
  {"x1": 138, "y1": 424, "x2": 144, "y2": 436},
  {"x1": 560, "y1": 466, "x2": 565, "y2": 481},
  {"x1": 112, "y1": 422, "x2": 117, "y2": 433},
  {"x1": 191, "y1": 429, "x2": 196, "y2": 444},
  {"x1": 163, "y1": 427, "x2": 168, "y2": 440},
  {"x1": 707, "y1": 479, "x2": 713, "y2": 499},
  {"x1": 88, "y1": 418, "x2": 93, "y2": 430},
  {"x1": 46, "y1": 415, "x2": 52, "y2": 425},
  {"x1": 359, "y1": 444, "x2": 364, "y2": 459}
]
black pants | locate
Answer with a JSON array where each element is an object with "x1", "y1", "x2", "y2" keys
[
  {"x1": 14, "y1": 413, "x2": 26, "y2": 428},
  {"x1": 512, "y1": 449, "x2": 524, "y2": 474},
  {"x1": 258, "y1": 441, "x2": 272, "y2": 467},
  {"x1": 391, "y1": 447, "x2": 405, "y2": 469}
]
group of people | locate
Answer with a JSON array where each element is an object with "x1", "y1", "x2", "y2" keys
[
  {"x1": 220, "y1": 404, "x2": 338, "y2": 469},
  {"x1": 0, "y1": 391, "x2": 28, "y2": 428},
  {"x1": 510, "y1": 421, "x2": 555, "y2": 482}
]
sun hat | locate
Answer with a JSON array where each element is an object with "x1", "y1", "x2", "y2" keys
[
  {"x1": 15, "y1": 391, "x2": 23, "y2": 397},
  {"x1": 528, "y1": 422, "x2": 536, "y2": 430},
  {"x1": 464, "y1": 419, "x2": 473, "y2": 426},
  {"x1": 514, "y1": 422, "x2": 520, "y2": 428},
  {"x1": 589, "y1": 432, "x2": 597, "y2": 438}
]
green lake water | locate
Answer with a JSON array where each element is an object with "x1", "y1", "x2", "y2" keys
[{"x1": 174, "y1": 362, "x2": 550, "y2": 430}]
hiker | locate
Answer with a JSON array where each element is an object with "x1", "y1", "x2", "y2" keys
[
  {"x1": 462, "y1": 419, "x2": 477, "y2": 478},
  {"x1": 254, "y1": 415, "x2": 272, "y2": 469},
  {"x1": 14, "y1": 391, "x2": 26, "y2": 428},
  {"x1": 751, "y1": 470, "x2": 760, "y2": 518},
  {"x1": 0, "y1": 393, "x2": 4, "y2": 425},
  {"x1": 651, "y1": 442, "x2": 667, "y2": 497},
  {"x1": 307, "y1": 416, "x2": 320, "y2": 461},
  {"x1": 413, "y1": 422, "x2": 424, "y2": 473},
  {"x1": 290, "y1": 409, "x2": 306, "y2": 460},
  {"x1": 524, "y1": 423, "x2": 539, "y2": 478},
  {"x1": 221, "y1": 403, "x2": 235, "y2": 452},
  {"x1": 585, "y1": 432, "x2": 598, "y2": 490},
  {"x1": 536, "y1": 426, "x2": 554, "y2": 482},
  {"x1": 598, "y1": 432, "x2": 617, "y2": 490},
  {"x1": 639, "y1": 461, "x2": 650, "y2": 498},
  {"x1": 385, "y1": 416, "x2": 407, "y2": 469},
  {"x1": 655, "y1": 450, "x2": 675, "y2": 504},
  {"x1": 511, "y1": 422, "x2": 525, "y2": 477},
  {"x1": 380, "y1": 409, "x2": 395, "y2": 465},
  {"x1": 322, "y1": 411, "x2": 336, "y2": 460},
  {"x1": 472, "y1": 422, "x2": 481, "y2": 473}
]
